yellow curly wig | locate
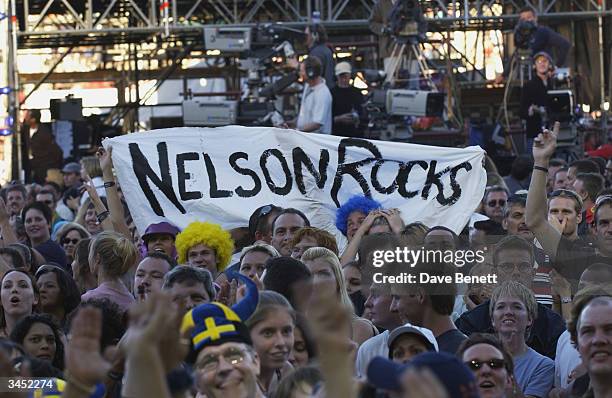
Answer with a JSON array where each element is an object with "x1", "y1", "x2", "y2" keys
[{"x1": 175, "y1": 222, "x2": 235, "y2": 271}]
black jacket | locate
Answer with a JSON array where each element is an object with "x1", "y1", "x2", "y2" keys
[
  {"x1": 531, "y1": 26, "x2": 571, "y2": 67},
  {"x1": 455, "y1": 299, "x2": 566, "y2": 359},
  {"x1": 520, "y1": 76, "x2": 552, "y2": 138}
]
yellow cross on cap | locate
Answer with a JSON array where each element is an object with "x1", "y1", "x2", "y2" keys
[{"x1": 193, "y1": 317, "x2": 236, "y2": 346}]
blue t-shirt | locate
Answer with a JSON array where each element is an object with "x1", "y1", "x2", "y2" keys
[{"x1": 514, "y1": 347, "x2": 554, "y2": 398}]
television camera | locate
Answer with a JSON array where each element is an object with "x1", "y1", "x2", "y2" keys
[
  {"x1": 362, "y1": 0, "x2": 447, "y2": 140},
  {"x1": 361, "y1": 69, "x2": 445, "y2": 140},
  {"x1": 387, "y1": 0, "x2": 427, "y2": 43},
  {"x1": 183, "y1": 24, "x2": 303, "y2": 127},
  {"x1": 513, "y1": 20, "x2": 537, "y2": 50}
]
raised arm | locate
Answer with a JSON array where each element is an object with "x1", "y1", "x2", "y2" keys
[
  {"x1": 121, "y1": 293, "x2": 178, "y2": 398},
  {"x1": 82, "y1": 174, "x2": 114, "y2": 232},
  {"x1": 0, "y1": 198, "x2": 17, "y2": 246},
  {"x1": 63, "y1": 307, "x2": 111, "y2": 398},
  {"x1": 98, "y1": 146, "x2": 131, "y2": 239},
  {"x1": 340, "y1": 210, "x2": 379, "y2": 265},
  {"x1": 525, "y1": 122, "x2": 562, "y2": 261}
]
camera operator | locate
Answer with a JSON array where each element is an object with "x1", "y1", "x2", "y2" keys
[
  {"x1": 520, "y1": 51, "x2": 555, "y2": 154},
  {"x1": 496, "y1": 7, "x2": 570, "y2": 83},
  {"x1": 331, "y1": 62, "x2": 364, "y2": 138},
  {"x1": 284, "y1": 56, "x2": 332, "y2": 134},
  {"x1": 304, "y1": 24, "x2": 335, "y2": 89},
  {"x1": 518, "y1": 7, "x2": 571, "y2": 67}
]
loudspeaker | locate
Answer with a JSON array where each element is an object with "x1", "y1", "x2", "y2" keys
[{"x1": 50, "y1": 98, "x2": 83, "y2": 121}]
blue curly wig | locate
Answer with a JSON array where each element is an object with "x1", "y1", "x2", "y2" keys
[{"x1": 335, "y1": 195, "x2": 382, "y2": 236}]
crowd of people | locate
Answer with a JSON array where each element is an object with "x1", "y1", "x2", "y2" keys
[{"x1": 0, "y1": 118, "x2": 611, "y2": 398}]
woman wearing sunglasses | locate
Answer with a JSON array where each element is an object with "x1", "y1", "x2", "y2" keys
[
  {"x1": 54, "y1": 222, "x2": 90, "y2": 268},
  {"x1": 490, "y1": 281, "x2": 554, "y2": 398},
  {"x1": 459, "y1": 333, "x2": 516, "y2": 398}
]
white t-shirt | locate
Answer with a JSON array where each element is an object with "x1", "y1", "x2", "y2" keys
[
  {"x1": 355, "y1": 323, "x2": 438, "y2": 377},
  {"x1": 296, "y1": 81, "x2": 332, "y2": 134},
  {"x1": 355, "y1": 330, "x2": 389, "y2": 377},
  {"x1": 554, "y1": 330, "x2": 582, "y2": 389}
]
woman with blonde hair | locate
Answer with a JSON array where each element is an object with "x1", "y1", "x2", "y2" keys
[
  {"x1": 81, "y1": 231, "x2": 138, "y2": 313},
  {"x1": 301, "y1": 247, "x2": 378, "y2": 346}
]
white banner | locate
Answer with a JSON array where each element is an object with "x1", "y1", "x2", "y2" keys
[{"x1": 104, "y1": 126, "x2": 487, "y2": 245}]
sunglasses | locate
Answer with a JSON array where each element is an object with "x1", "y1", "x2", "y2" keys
[
  {"x1": 487, "y1": 199, "x2": 506, "y2": 207},
  {"x1": 549, "y1": 189, "x2": 581, "y2": 202},
  {"x1": 498, "y1": 262, "x2": 533, "y2": 273},
  {"x1": 465, "y1": 359, "x2": 506, "y2": 371},
  {"x1": 62, "y1": 238, "x2": 79, "y2": 245},
  {"x1": 249, "y1": 204, "x2": 277, "y2": 235}
]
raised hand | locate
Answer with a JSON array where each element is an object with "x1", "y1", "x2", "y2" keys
[
  {"x1": 533, "y1": 121, "x2": 560, "y2": 163},
  {"x1": 300, "y1": 282, "x2": 356, "y2": 398},
  {"x1": 96, "y1": 146, "x2": 114, "y2": 174},
  {"x1": 65, "y1": 307, "x2": 112, "y2": 386},
  {"x1": 0, "y1": 197, "x2": 9, "y2": 224},
  {"x1": 122, "y1": 293, "x2": 176, "y2": 355},
  {"x1": 550, "y1": 269, "x2": 572, "y2": 298},
  {"x1": 127, "y1": 293, "x2": 189, "y2": 371},
  {"x1": 236, "y1": 273, "x2": 263, "y2": 302},
  {"x1": 380, "y1": 208, "x2": 404, "y2": 234},
  {"x1": 81, "y1": 174, "x2": 96, "y2": 197},
  {"x1": 357, "y1": 209, "x2": 381, "y2": 235},
  {"x1": 548, "y1": 214, "x2": 567, "y2": 235},
  {"x1": 216, "y1": 280, "x2": 232, "y2": 306},
  {"x1": 66, "y1": 195, "x2": 81, "y2": 211},
  {"x1": 156, "y1": 295, "x2": 190, "y2": 372}
]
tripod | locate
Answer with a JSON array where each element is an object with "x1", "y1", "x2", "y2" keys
[
  {"x1": 496, "y1": 49, "x2": 533, "y2": 154},
  {"x1": 383, "y1": 39, "x2": 437, "y2": 91}
]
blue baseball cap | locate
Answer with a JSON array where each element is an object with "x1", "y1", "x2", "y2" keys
[{"x1": 367, "y1": 351, "x2": 479, "y2": 398}]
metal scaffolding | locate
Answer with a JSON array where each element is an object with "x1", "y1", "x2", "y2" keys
[
  {"x1": 14, "y1": 0, "x2": 612, "y2": 46},
  {"x1": 0, "y1": 0, "x2": 606, "y2": 182},
  {"x1": 12, "y1": 0, "x2": 610, "y2": 89},
  {"x1": 9, "y1": 0, "x2": 612, "y2": 125}
]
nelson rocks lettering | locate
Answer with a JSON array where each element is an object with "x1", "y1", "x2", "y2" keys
[{"x1": 128, "y1": 139, "x2": 472, "y2": 217}]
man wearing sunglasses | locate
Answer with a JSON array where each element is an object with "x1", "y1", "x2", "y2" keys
[
  {"x1": 482, "y1": 186, "x2": 509, "y2": 225},
  {"x1": 459, "y1": 333, "x2": 515, "y2": 398}
]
